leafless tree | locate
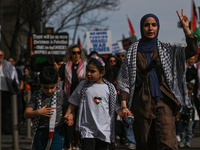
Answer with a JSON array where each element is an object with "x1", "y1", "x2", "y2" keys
[
  {"x1": 46, "y1": 0, "x2": 120, "y2": 43},
  {"x1": 1, "y1": 0, "x2": 120, "y2": 60},
  {"x1": 2, "y1": 0, "x2": 54, "y2": 60}
]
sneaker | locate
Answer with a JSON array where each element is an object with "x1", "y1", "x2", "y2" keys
[
  {"x1": 179, "y1": 142, "x2": 185, "y2": 148},
  {"x1": 127, "y1": 143, "x2": 136, "y2": 150},
  {"x1": 185, "y1": 142, "x2": 191, "y2": 147},
  {"x1": 176, "y1": 135, "x2": 181, "y2": 143},
  {"x1": 116, "y1": 136, "x2": 120, "y2": 140}
]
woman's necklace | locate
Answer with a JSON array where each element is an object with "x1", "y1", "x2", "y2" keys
[{"x1": 73, "y1": 63, "x2": 78, "y2": 70}]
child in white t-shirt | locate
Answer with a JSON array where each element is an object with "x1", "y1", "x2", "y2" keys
[{"x1": 64, "y1": 55, "x2": 129, "y2": 150}]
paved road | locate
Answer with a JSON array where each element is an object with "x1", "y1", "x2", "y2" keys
[{"x1": 1, "y1": 122, "x2": 200, "y2": 150}]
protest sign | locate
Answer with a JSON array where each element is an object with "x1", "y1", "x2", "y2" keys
[
  {"x1": 112, "y1": 41, "x2": 123, "y2": 56},
  {"x1": 31, "y1": 33, "x2": 68, "y2": 57},
  {"x1": 86, "y1": 30, "x2": 112, "y2": 55}
]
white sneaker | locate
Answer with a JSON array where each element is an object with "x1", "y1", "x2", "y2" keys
[
  {"x1": 116, "y1": 136, "x2": 120, "y2": 140},
  {"x1": 179, "y1": 142, "x2": 185, "y2": 148},
  {"x1": 127, "y1": 143, "x2": 136, "y2": 150},
  {"x1": 176, "y1": 135, "x2": 181, "y2": 143},
  {"x1": 186, "y1": 142, "x2": 191, "y2": 147}
]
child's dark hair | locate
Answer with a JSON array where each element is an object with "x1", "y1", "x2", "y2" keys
[
  {"x1": 88, "y1": 51, "x2": 99, "y2": 59},
  {"x1": 88, "y1": 56, "x2": 114, "y2": 82},
  {"x1": 187, "y1": 82, "x2": 194, "y2": 91},
  {"x1": 107, "y1": 55, "x2": 117, "y2": 62},
  {"x1": 56, "y1": 58, "x2": 64, "y2": 64},
  {"x1": 39, "y1": 66, "x2": 58, "y2": 84},
  {"x1": 24, "y1": 65, "x2": 31, "y2": 72}
]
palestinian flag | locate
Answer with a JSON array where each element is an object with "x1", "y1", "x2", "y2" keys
[
  {"x1": 191, "y1": 0, "x2": 200, "y2": 61},
  {"x1": 77, "y1": 36, "x2": 82, "y2": 48},
  {"x1": 127, "y1": 15, "x2": 135, "y2": 36},
  {"x1": 191, "y1": 0, "x2": 200, "y2": 39},
  {"x1": 93, "y1": 96, "x2": 102, "y2": 105}
]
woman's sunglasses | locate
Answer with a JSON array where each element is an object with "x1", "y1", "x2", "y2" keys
[
  {"x1": 117, "y1": 54, "x2": 125, "y2": 58},
  {"x1": 72, "y1": 51, "x2": 81, "y2": 55},
  {"x1": 110, "y1": 60, "x2": 116, "y2": 63}
]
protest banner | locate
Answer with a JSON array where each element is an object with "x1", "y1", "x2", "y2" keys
[
  {"x1": 112, "y1": 41, "x2": 123, "y2": 56},
  {"x1": 31, "y1": 33, "x2": 68, "y2": 57},
  {"x1": 86, "y1": 30, "x2": 112, "y2": 55}
]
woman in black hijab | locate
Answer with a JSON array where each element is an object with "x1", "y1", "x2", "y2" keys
[{"x1": 117, "y1": 10, "x2": 198, "y2": 150}]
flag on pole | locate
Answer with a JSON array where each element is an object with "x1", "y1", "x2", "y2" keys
[
  {"x1": 78, "y1": 37, "x2": 82, "y2": 48},
  {"x1": 191, "y1": 0, "x2": 200, "y2": 41},
  {"x1": 191, "y1": 0, "x2": 198, "y2": 32},
  {"x1": 127, "y1": 15, "x2": 135, "y2": 36},
  {"x1": 191, "y1": 0, "x2": 200, "y2": 61}
]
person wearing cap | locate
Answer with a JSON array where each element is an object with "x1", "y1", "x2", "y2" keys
[{"x1": 115, "y1": 49, "x2": 127, "y2": 68}]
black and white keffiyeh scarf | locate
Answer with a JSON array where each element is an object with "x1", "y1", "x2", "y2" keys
[
  {"x1": 117, "y1": 40, "x2": 191, "y2": 109},
  {"x1": 31, "y1": 89, "x2": 58, "y2": 150},
  {"x1": 75, "y1": 79, "x2": 117, "y2": 143}
]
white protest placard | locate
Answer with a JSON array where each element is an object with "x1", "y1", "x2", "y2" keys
[
  {"x1": 86, "y1": 30, "x2": 112, "y2": 55},
  {"x1": 112, "y1": 41, "x2": 123, "y2": 56}
]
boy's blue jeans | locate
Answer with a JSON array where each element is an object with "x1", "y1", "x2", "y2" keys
[
  {"x1": 34, "y1": 125, "x2": 65, "y2": 150},
  {"x1": 179, "y1": 120, "x2": 194, "y2": 143},
  {"x1": 124, "y1": 118, "x2": 136, "y2": 145}
]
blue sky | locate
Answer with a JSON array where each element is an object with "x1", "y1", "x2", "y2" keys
[
  {"x1": 60, "y1": 0, "x2": 200, "y2": 47},
  {"x1": 100, "y1": 0, "x2": 200, "y2": 44}
]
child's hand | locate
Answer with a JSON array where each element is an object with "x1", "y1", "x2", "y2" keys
[
  {"x1": 64, "y1": 113, "x2": 74, "y2": 126},
  {"x1": 116, "y1": 108, "x2": 134, "y2": 120},
  {"x1": 38, "y1": 105, "x2": 53, "y2": 117},
  {"x1": 116, "y1": 109, "x2": 123, "y2": 117}
]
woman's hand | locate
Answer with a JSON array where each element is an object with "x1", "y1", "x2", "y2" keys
[
  {"x1": 176, "y1": 9, "x2": 191, "y2": 36},
  {"x1": 64, "y1": 113, "x2": 74, "y2": 126},
  {"x1": 78, "y1": 76, "x2": 87, "y2": 81},
  {"x1": 30, "y1": 51, "x2": 34, "y2": 57},
  {"x1": 54, "y1": 62, "x2": 59, "y2": 72},
  {"x1": 116, "y1": 107, "x2": 133, "y2": 121}
]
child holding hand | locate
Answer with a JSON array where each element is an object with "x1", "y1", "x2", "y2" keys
[
  {"x1": 24, "y1": 66, "x2": 73, "y2": 150},
  {"x1": 64, "y1": 55, "x2": 130, "y2": 150}
]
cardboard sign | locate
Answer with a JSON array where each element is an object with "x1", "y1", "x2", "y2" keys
[
  {"x1": 86, "y1": 30, "x2": 112, "y2": 55},
  {"x1": 31, "y1": 33, "x2": 68, "y2": 57}
]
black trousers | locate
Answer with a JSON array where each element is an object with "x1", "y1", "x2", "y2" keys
[
  {"x1": 82, "y1": 138, "x2": 108, "y2": 150},
  {"x1": 2, "y1": 91, "x2": 12, "y2": 133}
]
